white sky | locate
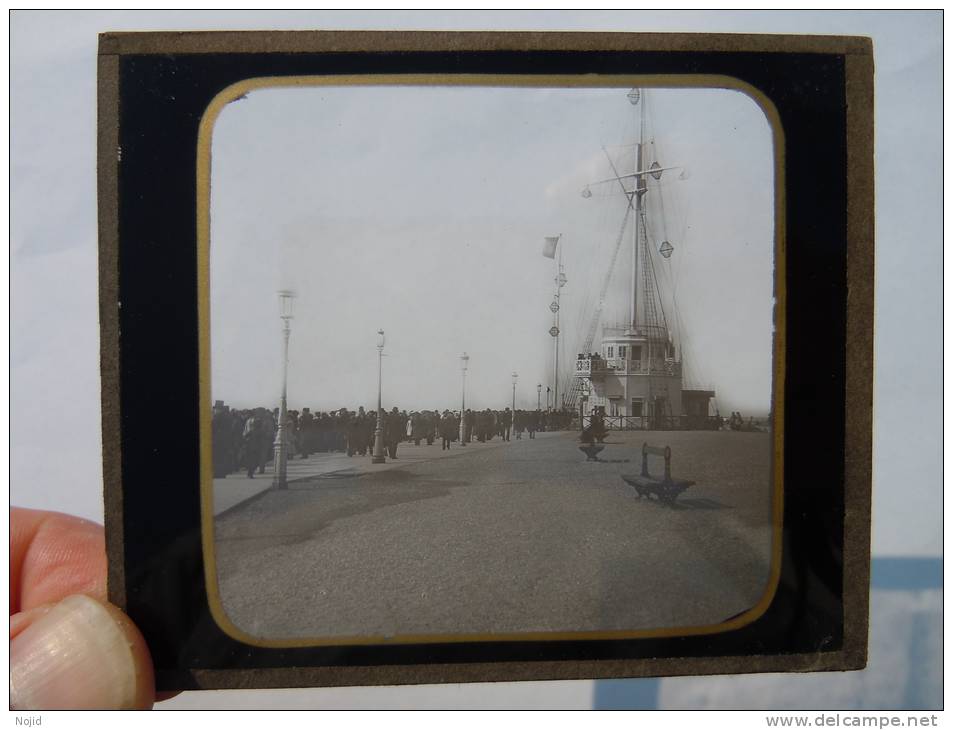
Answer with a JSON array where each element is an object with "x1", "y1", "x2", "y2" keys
[{"x1": 210, "y1": 84, "x2": 774, "y2": 414}]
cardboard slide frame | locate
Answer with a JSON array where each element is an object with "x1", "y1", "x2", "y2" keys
[{"x1": 98, "y1": 30, "x2": 873, "y2": 691}]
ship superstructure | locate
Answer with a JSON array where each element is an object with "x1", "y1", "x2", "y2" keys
[{"x1": 572, "y1": 88, "x2": 715, "y2": 429}]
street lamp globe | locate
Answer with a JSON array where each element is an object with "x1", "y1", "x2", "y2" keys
[{"x1": 278, "y1": 290, "x2": 296, "y2": 320}]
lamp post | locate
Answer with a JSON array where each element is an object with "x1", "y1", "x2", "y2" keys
[
  {"x1": 537, "y1": 383, "x2": 542, "y2": 410},
  {"x1": 510, "y1": 372, "x2": 518, "y2": 442},
  {"x1": 547, "y1": 235, "x2": 566, "y2": 418},
  {"x1": 459, "y1": 352, "x2": 469, "y2": 446},
  {"x1": 273, "y1": 290, "x2": 295, "y2": 489},
  {"x1": 372, "y1": 329, "x2": 387, "y2": 463}
]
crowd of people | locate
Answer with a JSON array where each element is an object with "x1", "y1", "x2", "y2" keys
[
  {"x1": 211, "y1": 400, "x2": 577, "y2": 479},
  {"x1": 723, "y1": 411, "x2": 762, "y2": 432}
]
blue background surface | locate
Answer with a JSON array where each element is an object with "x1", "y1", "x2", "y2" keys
[{"x1": 594, "y1": 558, "x2": 943, "y2": 710}]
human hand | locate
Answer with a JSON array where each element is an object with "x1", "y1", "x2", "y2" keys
[{"x1": 10, "y1": 507, "x2": 155, "y2": 709}]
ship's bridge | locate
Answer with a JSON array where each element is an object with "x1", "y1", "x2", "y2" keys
[{"x1": 575, "y1": 326, "x2": 681, "y2": 380}]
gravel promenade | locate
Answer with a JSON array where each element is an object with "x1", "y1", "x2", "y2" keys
[{"x1": 212, "y1": 430, "x2": 774, "y2": 641}]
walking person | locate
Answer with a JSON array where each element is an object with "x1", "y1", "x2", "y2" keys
[
  {"x1": 242, "y1": 414, "x2": 263, "y2": 479},
  {"x1": 501, "y1": 408, "x2": 513, "y2": 442},
  {"x1": 385, "y1": 407, "x2": 405, "y2": 459},
  {"x1": 464, "y1": 409, "x2": 474, "y2": 443},
  {"x1": 440, "y1": 411, "x2": 455, "y2": 450}
]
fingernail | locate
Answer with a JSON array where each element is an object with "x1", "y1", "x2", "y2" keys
[{"x1": 10, "y1": 594, "x2": 139, "y2": 709}]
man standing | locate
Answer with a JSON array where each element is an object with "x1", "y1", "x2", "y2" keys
[
  {"x1": 257, "y1": 407, "x2": 275, "y2": 473},
  {"x1": 385, "y1": 407, "x2": 405, "y2": 459},
  {"x1": 242, "y1": 413, "x2": 263, "y2": 478},
  {"x1": 439, "y1": 411, "x2": 455, "y2": 450},
  {"x1": 411, "y1": 412, "x2": 424, "y2": 446},
  {"x1": 212, "y1": 402, "x2": 234, "y2": 478},
  {"x1": 464, "y1": 409, "x2": 474, "y2": 443},
  {"x1": 501, "y1": 408, "x2": 513, "y2": 441},
  {"x1": 514, "y1": 410, "x2": 524, "y2": 439},
  {"x1": 298, "y1": 408, "x2": 314, "y2": 459}
]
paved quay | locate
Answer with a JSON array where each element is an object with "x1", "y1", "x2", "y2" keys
[
  {"x1": 212, "y1": 429, "x2": 774, "y2": 641},
  {"x1": 212, "y1": 432, "x2": 562, "y2": 515}
]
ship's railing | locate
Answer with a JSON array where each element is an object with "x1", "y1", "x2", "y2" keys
[
  {"x1": 581, "y1": 415, "x2": 721, "y2": 431},
  {"x1": 574, "y1": 358, "x2": 681, "y2": 377},
  {"x1": 574, "y1": 358, "x2": 611, "y2": 376},
  {"x1": 605, "y1": 359, "x2": 681, "y2": 376}
]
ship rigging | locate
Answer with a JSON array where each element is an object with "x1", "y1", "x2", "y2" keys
[{"x1": 568, "y1": 87, "x2": 716, "y2": 430}]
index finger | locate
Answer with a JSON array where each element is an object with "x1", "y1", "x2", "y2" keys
[{"x1": 10, "y1": 508, "x2": 107, "y2": 614}]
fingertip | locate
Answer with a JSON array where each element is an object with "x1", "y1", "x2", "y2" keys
[
  {"x1": 100, "y1": 600, "x2": 156, "y2": 710},
  {"x1": 10, "y1": 594, "x2": 155, "y2": 710}
]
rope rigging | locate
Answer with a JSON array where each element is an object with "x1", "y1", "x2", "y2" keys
[{"x1": 562, "y1": 88, "x2": 713, "y2": 419}]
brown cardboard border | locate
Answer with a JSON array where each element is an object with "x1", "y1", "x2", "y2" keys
[
  {"x1": 841, "y1": 48, "x2": 875, "y2": 672},
  {"x1": 98, "y1": 30, "x2": 874, "y2": 689},
  {"x1": 97, "y1": 52, "x2": 125, "y2": 612},
  {"x1": 97, "y1": 29, "x2": 873, "y2": 56}
]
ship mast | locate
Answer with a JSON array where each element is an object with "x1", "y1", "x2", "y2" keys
[
  {"x1": 631, "y1": 88, "x2": 646, "y2": 332},
  {"x1": 570, "y1": 87, "x2": 691, "y2": 417}
]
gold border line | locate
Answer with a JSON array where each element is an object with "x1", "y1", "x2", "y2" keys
[{"x1": 198, "y1": 73, "x2": 786, "y2": 649}]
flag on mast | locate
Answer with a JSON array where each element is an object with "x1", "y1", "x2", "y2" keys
[{"x1": 542, "y1": 236, "x2": 559, "y2": 259}]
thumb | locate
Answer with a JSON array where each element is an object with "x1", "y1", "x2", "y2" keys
[{"x1": 10, "y1": 594, "x2": 155, "y2": 709}]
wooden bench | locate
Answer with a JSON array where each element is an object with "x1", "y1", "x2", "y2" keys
[{"x1": 621, "y1": 443, "x2": 695, "y2": 506}]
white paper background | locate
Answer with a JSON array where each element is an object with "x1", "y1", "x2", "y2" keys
[{"x1": 10, "y1": 9, "x2": 942, "y2": 711}]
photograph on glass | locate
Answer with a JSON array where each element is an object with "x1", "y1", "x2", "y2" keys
[
  {"x1": 204, "y1": 81, "x2": 779, "y2": 644},
  {"x1": 97, "y1": 31, "x2": 873, "y2": 690}
]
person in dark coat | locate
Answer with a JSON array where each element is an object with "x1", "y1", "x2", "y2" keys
[
  {"x1": 353, "y1": 407, "x2": 369, "y2": 455},
  {"x1": 241, "y1": 414, "x2": 264, "y2": 478},
  {"x1": 384, "y1": 407, "x2": 405, "y2": 459},
  {"x1": 514, "y1": 410, "x2": 525, "y2": 439},
  {"x1": 298, "y1": 408, "x2": 314, "y2": 459},
  {"x1": 255, "y1": 407, "x2": 275, "y2": 473},
  {"x1": 501, "y1": 408, "x2": 513, "y2": 441},
  {"x1": 410, "y1": 412, "x2": 424, "y2": 446},
  {"x1": 363, "y1": 410, "x2": 377, "y2": 456},
  {"x1": 345, "y1": 411, "x2": 360, "y2": 457},
  {"x1": 439, "y1": 411, "x2": 455, "y2": 450},
  {"x1": 463, "y1": 409, "x2": 474, "y2": 443},
  {"x1": 212, "y1": 402, "x2": 236, "y2": 477}
]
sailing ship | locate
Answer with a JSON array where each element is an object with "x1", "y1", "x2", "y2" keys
[{"x1": 570, "y1": 88, "x2": 717, "y2": 430}]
